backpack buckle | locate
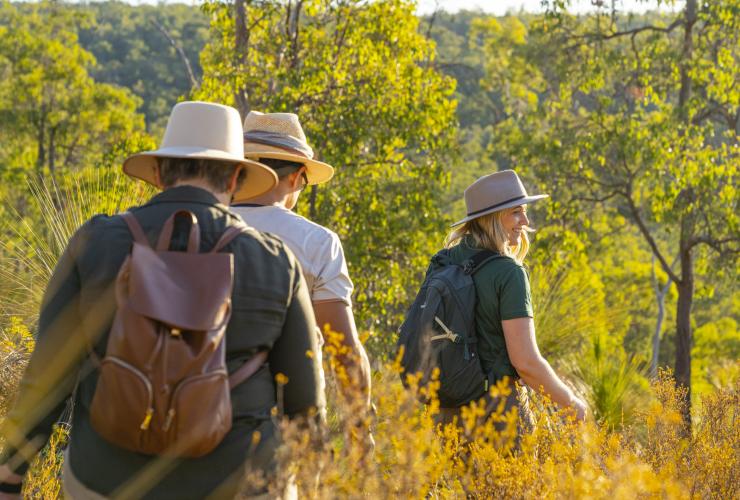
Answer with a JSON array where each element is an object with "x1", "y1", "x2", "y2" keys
[
  {"x1": 462, "y1": 259, "x2": 475, "y2": 274},
  {"x1": 431, "y1": 316, "x2": 461, "y2": 343}
]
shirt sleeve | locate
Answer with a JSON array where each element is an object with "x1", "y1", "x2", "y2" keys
[
  {"x1": 498, "y1": 263, "x2": 534, "y2": 320},
  {"x1": 0, "y1": 223, "x2": 90, "y2": 475},
  {"x1": 311, "y1": 230, "x2": 354, "y2": 305},
  {"x1": 268, "y1": 257, "x2": 324, "y2": 417}
]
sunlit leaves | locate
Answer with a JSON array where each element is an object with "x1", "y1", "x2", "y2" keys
[
  {"x1": 196, "y1": 0, "x2": 457, "y2": 354},
  {"x1": 0, "y1": 1, "x2": 144, "y2": 179}
]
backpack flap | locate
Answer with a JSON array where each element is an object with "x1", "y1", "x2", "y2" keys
[{"x1": 126, "y1": 243, "x2": 234, "y2": 331}]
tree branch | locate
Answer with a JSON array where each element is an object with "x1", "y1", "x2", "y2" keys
[
  {"x1": 689, "y1": 235, "x2": 740, "y2": 253},
  {"x1": 150, "y1": 19, "x2": 199, "y2": 90},
  {"x1": 425, "y1": 2, "x2": 439, "y2": 40},
  {"x1": 624, "y1": 181, "x2": 682, "y2": 285},
  {"x1": 233, "y1": 0, "x2": 258, "y2": 116},
  {"x1": 578, "y1": 19, "x2": 684, "y2": 42}
]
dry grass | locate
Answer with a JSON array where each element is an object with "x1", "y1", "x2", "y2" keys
[
  {"x1": 0, "y1": 317, "x2": 737, "y2": 498},
  {"x1": 270, "y1": 348, "x2": 739, "y2": 499},
  {"x1": 0, "y1": 169, "x2": 736, "y2": 498}
]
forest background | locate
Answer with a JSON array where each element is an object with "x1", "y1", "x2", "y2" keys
[{"x1": 0, "y1": 0, "x2": 737, "y2": 496}]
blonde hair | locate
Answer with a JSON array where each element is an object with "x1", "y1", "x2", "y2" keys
[{"x1": 445, "y1": 207, "x2": 533, "y2": 264}]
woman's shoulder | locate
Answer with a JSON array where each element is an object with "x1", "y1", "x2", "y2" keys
[
  {"x1": 476, "y1": 255, "x2": 529, "y2": 286},
  {"x1": 485, "y1": 254, "x2": 525, "y2": 271}
]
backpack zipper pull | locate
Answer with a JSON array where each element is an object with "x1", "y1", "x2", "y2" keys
[
  {"x1": 140, "y1": 408, "x2": 154, "y2": 430},
  {"x1": 163, "y1": 408, "x2": 176, "y2": 431}
]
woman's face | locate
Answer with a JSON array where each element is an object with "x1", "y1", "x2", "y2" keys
[{"x1": 501, "y1": 205, "x2": 529, "y2": 246}]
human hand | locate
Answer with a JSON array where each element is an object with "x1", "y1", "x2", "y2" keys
[
  {"x1": 571, "y1": 397, "x2": 589, "y2": 422},
  {"x1": 0, "y1": 464, "x2": 22, "y2": 500}
]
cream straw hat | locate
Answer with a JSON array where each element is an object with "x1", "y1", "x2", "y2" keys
[
  {"x1": 242, "y1": 111, "x2": 334, "y2": 185},
  {"x1": 123, "y1": 101, "x2": 278, "y2": 200},
  {"x1": 451, "y1": 170, "x2": 549, "y2": 227}
]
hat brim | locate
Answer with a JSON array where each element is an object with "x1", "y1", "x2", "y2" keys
[
  {"x1": 244, "y1": 147, "x2": 334, "y2": 185},
  {"x1": 450, "y1": 194, "x2": 549, "y2": 227},
  {"x1": 123, "y1": 147, "x2": 278, "y2": 201}
]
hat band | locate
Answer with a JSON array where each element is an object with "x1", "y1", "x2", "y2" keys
[
  {"x1": 243, "y1": 130, "x2": 314, "y2": 159},
  {"x1": 467, "y1": 195, "x2": 527, "y2": 217}
]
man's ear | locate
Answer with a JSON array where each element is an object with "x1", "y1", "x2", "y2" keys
[
  {"x1": 228, "y1": 165, "x2": 244, "y2": 193},
  {"x1": 153, "y1": 163, "x2": 164, "y2": 189},
  {"x1": 292, "y1": 166, "x2": 307, "y2": 190}
]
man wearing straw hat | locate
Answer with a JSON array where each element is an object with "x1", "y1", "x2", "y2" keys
[
  {"x1": 0, "y1": 102, "x2": 322, "y2": 499},
  {"x1": 232, "y1": 111, "x2": 372, "y2": 427}
]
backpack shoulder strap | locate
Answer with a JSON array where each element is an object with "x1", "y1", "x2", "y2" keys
[
  {"x1": 465, "y1": 249, "x2": 501, "y2": 275},
  {"x1": 210, "y1": 222, "x2": 249, "y2": 253},
  {"x1": 228, "y1": 351, "x2": 269, "y2": 388},
  {"x1": 120, "y1": 212, "x2": 150, "y2": 247}
]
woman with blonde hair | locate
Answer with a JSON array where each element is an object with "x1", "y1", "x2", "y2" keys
[{"x1": 438, "y1": 169, "x2": 588, "y2": 426}]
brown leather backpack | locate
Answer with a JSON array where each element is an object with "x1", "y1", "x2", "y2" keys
[{"x1": 89, "y1": 210, "x2": 267, "y2": 457}]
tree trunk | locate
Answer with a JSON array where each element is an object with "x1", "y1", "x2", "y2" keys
[
  {"x1": 673, "y1": 0, "x2": 697, "y2": 428},
  {"x1": 36, "y1": 105, "x2": 46, "y2": 174},
  {"x1": 234, "y1": 0, "x2": 250, "y2": 118},
  {"x1": 650, "y1": 254, "x2": 674, "y2": 378},
  {"x1": 48, "y1": 126, "x2": 56, "y2": 176},
  {"x1": 674, "y1": 244, "x2": 693, "y2": 427},
  {"x1": 651, "y1": 288, "x2": 668, "y2": 378},
  {"x1": 678, "y1": 0, "x2": 697, "y2": 113}
]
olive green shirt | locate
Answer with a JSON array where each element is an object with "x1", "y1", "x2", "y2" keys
[
  {"x1": 0, "y1": 186, "x2": 321, "y2": 499},
  {"x1": 448, "y1": 237, "x2": 534, "y2": 382}
]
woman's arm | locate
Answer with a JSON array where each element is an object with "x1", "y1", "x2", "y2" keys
[{"x1": 502, "y1": 317, "x2": 587, "y2": 420}]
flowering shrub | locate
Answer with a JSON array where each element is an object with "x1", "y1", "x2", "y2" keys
[
  {"x1": 269, "y1": 338, "x2": 738, "y2": 498},
  {"x1": 0, "y1": 324, "x2": 737, "y2": 498},
  {"x1": 0, "y1": 317, "x2": 34, "y2": 416}
]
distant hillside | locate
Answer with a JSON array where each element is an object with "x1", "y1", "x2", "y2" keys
[
  {"x1": 71, "y1": 1, "x2": 209, "y2": 132},
  {"x1": 12, "y1": 2, "x2": 492, "y2": 133}
]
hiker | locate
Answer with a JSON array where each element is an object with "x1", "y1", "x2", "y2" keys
[
  {"x1": 0, "y1": 102, "x2": 323, "y2": 499},
  {"x1": 231, "y1": 112, "x2": 372, "y2": 428},
  {"x1": 425, "y1": 170, "x2": 588, "y2": 429}
]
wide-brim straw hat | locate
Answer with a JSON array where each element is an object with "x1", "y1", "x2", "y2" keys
[
  {"x1": 451, "y1": 169, "x2": 549, "y2": 227},
  {"x1": 242, "y1": 111, "x2": 334, "y2": 185},
  {"x1": 123, "y1": 101, "x2": 278, "y2": 201}
]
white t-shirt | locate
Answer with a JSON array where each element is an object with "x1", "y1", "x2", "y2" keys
[{"x1": 232, "y1": 204, "x2": 353, "y2": 305}]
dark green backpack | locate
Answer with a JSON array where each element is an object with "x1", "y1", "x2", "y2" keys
[{"x1": 397, "y1": 248, "x2": 501, "y2": 407}]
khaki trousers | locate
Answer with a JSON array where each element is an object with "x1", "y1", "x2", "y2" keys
[{"x1": 62, "y1": 451, "x2": 108, "y2": 500}]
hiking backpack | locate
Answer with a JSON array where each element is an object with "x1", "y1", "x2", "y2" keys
[
  {"x1": 396, "y1": 248, "x2": 500, "y2": 408},
  {"x1": 89, "y1": 210, "x2": 267, "y2": 458}
]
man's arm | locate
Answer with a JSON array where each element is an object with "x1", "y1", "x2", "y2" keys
[
  {"x1": 269, "y1": 273, "x2": 324, "y2": 417},
  {"x1": 313, "y1": 300, "x2": 371, "y2": 410},
  {"x1": 0, "y1": 224, "x2": 89, "y2": 481}
]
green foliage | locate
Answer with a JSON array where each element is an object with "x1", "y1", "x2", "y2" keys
[
  {"x1": 0, "y1": 1, "x2": 145, "y2": 179},
  {"x1": 467, "y1": 2, "x2": 738, "y2": 413},
  {"x1": 528, "y1": 227, "x2": 613, "y2": 361},
  {"x1": 693, "y1": 317, "x2": 740, "y2": 396},
  {"x1": 0, "y1": 0, "x2": 735, "y2": 445},
  {"x1": 0, "y1": 317, "x2": 34, "y2": 416},
  {"x1": 75, "y1": 1, "x2": 210, "y2": 132},
  {"x1": 0, "y1": 155, "x2": 154, "y2": 327},
  {"x1": 196, "y1": 0, "x2": 457, "y2": 356},
  {"x1": 577, "y1": 333, "x2": 650, "y2": 429}
]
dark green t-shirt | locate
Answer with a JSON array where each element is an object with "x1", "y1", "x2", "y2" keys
[{"x1": 448, "y1": 237, "x2": 534, "y2": 381}]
